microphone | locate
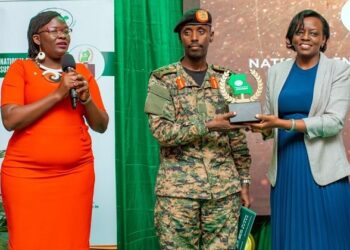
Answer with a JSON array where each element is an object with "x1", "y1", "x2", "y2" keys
[{"x1": 61, "y1": 54, "x2": 78, "y2": 109}]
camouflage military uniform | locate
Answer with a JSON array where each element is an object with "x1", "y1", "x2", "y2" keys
[
  {"x1": 154, "y1": 194, "x2": 241, "y2": 250},
  {"x1": 145, "y1": 62, "x2": 251, "y2": 249}
]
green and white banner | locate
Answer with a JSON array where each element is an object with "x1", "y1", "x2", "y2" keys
[{"x1": 0, "y1": 0, "x2": 116, "y2": 246}]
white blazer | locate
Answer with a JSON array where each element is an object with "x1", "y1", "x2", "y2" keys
[{"x1": 265, "y1": 53, "x2": 350, "y2": 186}]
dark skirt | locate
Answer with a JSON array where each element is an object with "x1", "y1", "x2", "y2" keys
[{"x1": 271, "y1": 129, "x2": 350, "y2": 250}]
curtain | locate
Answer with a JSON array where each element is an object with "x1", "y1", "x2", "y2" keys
[{"x1": 114, "y1": 1, "x2": 183, "y2": 249}]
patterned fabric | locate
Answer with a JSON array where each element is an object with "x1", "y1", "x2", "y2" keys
[
  {"x1": 145, "y1": 61, "x2": 251, "y2": 199},
  {"x1": 154, "y1": 194, "x2": 240, "y2": 250}
]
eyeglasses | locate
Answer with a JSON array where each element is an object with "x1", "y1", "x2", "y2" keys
[{"x1": 37, "y1": 27, "x2": 72, "y2": 37}]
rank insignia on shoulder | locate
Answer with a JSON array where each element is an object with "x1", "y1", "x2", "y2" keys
[
  {"x1": 176, "y1": 76, "x2": 186, "y2": 90},
  {"x1": 212, "y1": 64, "x2": 233, "y2": 74},
  {"x1": 153, "y1": 65, "x2": 177, "y2": 79}
]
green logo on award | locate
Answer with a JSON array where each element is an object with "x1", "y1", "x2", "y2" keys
[
  {"x1": 228, "y1": 74, "x2": 253, "y2": 96},
  {"x1": 218, "y1": 69, "x2": 264, "y2": 123}
]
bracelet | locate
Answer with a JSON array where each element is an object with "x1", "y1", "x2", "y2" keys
[
  {"x1": 80, "y1": 95, "x2": 92, "y2": 105},
  {"x1": 241, "y1": 179, "x2": 251, "y2": 185},
  {"x1": 286, "y1": 119, "x2": 296, "y2": 132}
]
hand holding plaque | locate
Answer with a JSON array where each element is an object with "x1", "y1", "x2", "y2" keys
[{"x1": 219, "y1": 70, "x2": 263, "y2": 123}]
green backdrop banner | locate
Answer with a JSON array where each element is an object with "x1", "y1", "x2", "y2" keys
[{"x1": 114, "y1": 1, "x2": 183, "y2": 249}]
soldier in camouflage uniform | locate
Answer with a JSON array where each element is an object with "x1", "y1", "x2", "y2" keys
[{"x1": 144, "y1": 8, "x2": 252, "y2": 250}]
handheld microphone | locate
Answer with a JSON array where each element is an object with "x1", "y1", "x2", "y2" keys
[{"x1": 61, "y1": 54, "x2": 78, "y2": 109}]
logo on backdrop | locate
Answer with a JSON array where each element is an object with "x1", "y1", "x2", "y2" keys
[
  {"x1": 42, "y1": 7, "x2": 75, "y2": 27},
  {"x1": 69, "y1": 45, "x2": 105, "y2": 80},
  {"x1": 341, "y1": 1, "x2": 350, "y2": 31}
]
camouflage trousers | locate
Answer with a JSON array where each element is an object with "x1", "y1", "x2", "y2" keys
[{"x1": 154, "y1": 193, "x2": 240, "y2": 250}]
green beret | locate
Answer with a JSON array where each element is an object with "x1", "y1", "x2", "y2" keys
[{"x1": 174, "y1": 8, "x2": 212, "y2": 33}]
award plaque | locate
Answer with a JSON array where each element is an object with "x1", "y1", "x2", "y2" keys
[{"x1": 219, "y1": 69, "x2": 263, "y2": 123}]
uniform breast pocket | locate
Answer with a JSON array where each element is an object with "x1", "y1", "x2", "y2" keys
[
  {"x1": 204, "y1": 88, "x2": 228, "y2": 115},
  {"x1": 172, "y1": 88, "x2": 198, "y2": 116}
]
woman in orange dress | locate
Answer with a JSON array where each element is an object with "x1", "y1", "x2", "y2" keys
[{"x1": 0, "y1": 11, "x2": 109, "y2": 250}]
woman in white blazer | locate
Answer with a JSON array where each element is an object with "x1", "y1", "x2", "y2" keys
[{"x1": 251, "y1": 9, "x2": 350, "y2": 250}]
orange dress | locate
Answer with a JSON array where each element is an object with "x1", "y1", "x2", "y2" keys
[{"x1": 1, "y1": 59, "x2": 106, "y2": 250}]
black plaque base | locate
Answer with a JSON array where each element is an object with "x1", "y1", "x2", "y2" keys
[{"x1": 229, "y1": 101, "x2": 261, "y2": 123}]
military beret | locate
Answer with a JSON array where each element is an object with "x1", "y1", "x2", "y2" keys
[{"x1": 174, "y1": 8, "x2": 212, "y2": 33}]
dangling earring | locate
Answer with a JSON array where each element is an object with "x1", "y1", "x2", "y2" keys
[{"x1": 36, "y1": 51, "x2": 46, "y2": 62}]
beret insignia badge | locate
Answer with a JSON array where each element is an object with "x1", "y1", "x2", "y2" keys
[{"x1": 195, "y1": 10, "x2": 209, "y2": 23}]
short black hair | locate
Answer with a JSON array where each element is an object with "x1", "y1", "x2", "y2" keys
[
  {"x1": 285, "y1": 9, "x2": 330, "y2": 52},
  {"x1": 27, "y1": 11, "x2": 62, "y2": 59}
]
